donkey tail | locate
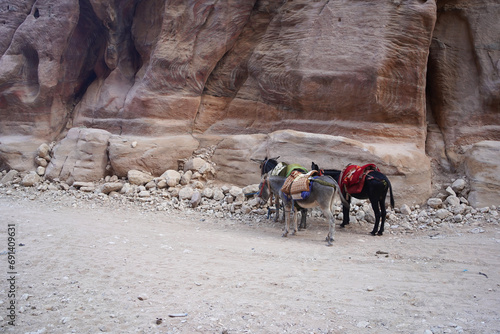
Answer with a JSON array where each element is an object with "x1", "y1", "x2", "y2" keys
[{"x1": 388, "y1": 179, "x2": 395, "y2": 209}]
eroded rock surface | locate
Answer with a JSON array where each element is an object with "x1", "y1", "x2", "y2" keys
[{"x1": 0, "y1": 0, "x2": 499, "y2": 206}]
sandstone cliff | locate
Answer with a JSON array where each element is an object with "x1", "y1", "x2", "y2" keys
[{"x1": 0, "y1": 0, "x2": 499, "y2": 206}]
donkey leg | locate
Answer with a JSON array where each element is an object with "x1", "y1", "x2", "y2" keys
[
  {"x1": 292, "y1": 206, "x2": 298, "y2": 235},
  {"x1": 324, "y1": 209, "x2": 335, "y2": 246},
  {"x1": 282, "y1": 204, "x2": 291, "y2": 237},
  {"x1": 274, "y1": 195, "x2": 280, "y2": 223},
  {"x1": 340, "y1": 199, "x2": 351, "y2": 228},
  {"x1": 299, "y1": 209, "x2": 307, "y2": 230},
  {"x1": 377, "y1": 198, "x2": 387, "y2": 236},
  {"x1": 370, "y1": 198, "x2": 381, "y2": 236}
]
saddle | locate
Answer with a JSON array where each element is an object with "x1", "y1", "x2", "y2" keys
[
  {"x1": 281, "y1": 170, "x2": 319, "y2": 200},
  {"x1": 271, "y1": 162, "x2": 308, "y2": 177},
  {"x1": 339, "y1": 164, "x2": 379, "y2": 195}
]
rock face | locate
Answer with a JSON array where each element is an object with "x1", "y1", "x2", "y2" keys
[{"x1": 0, "y1": 0, "x2": 499, "y2": 206}]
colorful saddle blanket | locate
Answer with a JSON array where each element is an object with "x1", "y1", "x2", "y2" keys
[
  {"x1": 340, "y1": 164, "x2": 379, "y2": 195},
  {"x1": 281, "y1": 170, "x2": 319, "y2": 200},
  {"x1": 271, "y1": 162, "x2": 308, "y2": 177}
]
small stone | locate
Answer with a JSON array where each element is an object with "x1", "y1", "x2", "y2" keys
[
  {"x1": 37, "y1": 143, "x2": 51, "y2": 160},
  {"x1": 427, "y1": 198, "x2": 442, "y2": 209},
  {"x1": 35, "y1": 157, "x2": 48, "y2": 167},
  {"x1": 451, "y1": 178, "x2": 466, "y2": 193},
  {"x1": 202, "y1": 188, "x2": 214, "y2": 199},
  {"x1": 436, "y1": 208, "x2": 452, "y2": 220},
  {"x1": 36, "y1": 166, "x2": 46, "y2": 176},
  {"x1": 131, "y1": 141, "x2": 137, "y2": 148},
  {"x1": 21, "y1": 172, "x2": 40, "y2": 187},
  {"x1": 157, "y1": 179, "x2": 167, "y2": 189},
  {"x1": 127, "y1": 170, "x2": 154, "y2": 186},
  {"x1": 190, "y1": 191, "x2": 202, "y2": 208},
  {"x1": 229, "y1": 186, "x2": 243, "y2": 198},
  {"x1": 400, "y1": 204, "x2": 412, "y2": 215},
  {"x1": 445, "y1": 196, "x2": 460, "y2": 207},
  {"x1": 213, "y1": 189, "x2": 225, "y2": 201},
  {"x1": 161, "y1": 170, "x2": 181, "y2": 187},
  {"x1": 73, "y1": 181, "x2": 95, "y2": 188},
  {"x1": 184, "y1": 157, "x2": 207, "y2": 172},
  {"x1": 138, "y1": 190, "x2": 150, "y2": 197},
  {"x1": 357, "y1": 321, "x2": 370, "y2": 328},
  {"x1": 179, "y1": 187, "x2": 194, "y2": 200},
  {"x1": 145, "y1": 180, "x2": 156, "y2": 190},
  {"x1": 445, "y1": 186, "x2": 456, "y2": 197},
  {"x1": 180, "y1": 170, "x2": 192, "y2": 185},
  {"x1": 101, "y1": 182, "x2": 123, "y2": 194}
]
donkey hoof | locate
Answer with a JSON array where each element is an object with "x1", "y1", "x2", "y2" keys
[
  {"x1": 282, "y1": 232, "x2": 288, "y2": 238},
  {"x1": 377, "y1": 231, "x2": 384, "y2": 236},
  {"x1": 370, "y1": 231, "x2": 377, "y2": 236}
]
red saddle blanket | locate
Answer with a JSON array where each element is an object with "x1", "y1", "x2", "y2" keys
[{"x1": 340, "y1": 164, "x2": 379, "y2": 195}]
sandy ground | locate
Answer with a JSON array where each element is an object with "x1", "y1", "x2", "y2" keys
[{"x1": 1, "y1": 194, "x2": 500, "y2": 334}]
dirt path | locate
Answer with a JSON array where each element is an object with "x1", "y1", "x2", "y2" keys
[{"x1": 1, "y1": 195, "x2": 500, "y2": 333}]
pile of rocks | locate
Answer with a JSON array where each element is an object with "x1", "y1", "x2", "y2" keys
[{"x1": 1, "y1": 164, "x2": 498, "y2": 234}]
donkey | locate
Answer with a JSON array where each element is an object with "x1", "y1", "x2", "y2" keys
[
  {"x1": 258, "y1": 173, "x2": 348, "y2": 246},
  {"x1": 252, "y1": 157, "x2": 308, "y2": 228},
  {"x1": 311, "y1": 162, "x2": 395, "y2": 236}
]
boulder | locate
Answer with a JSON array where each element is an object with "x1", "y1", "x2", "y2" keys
[
  {"x1": 213, "y1": 130, "x2": 431, "y2": 205},
  {"x1": 45, "y1": 128, "x2": 112, "y2": 185},
  {"x1": 0, "y1": 170, "x2": 19, "y2": 184},
  {"x1": 464, "y1": 141, "x2": 500, "y2": 207},
  {"x1": 108, "y1": 135, "x2": 199, "y2": 177}
]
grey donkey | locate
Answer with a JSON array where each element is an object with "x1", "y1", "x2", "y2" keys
[{"x1": 259, "y1": 174, "x2": 349, "y2": 246}]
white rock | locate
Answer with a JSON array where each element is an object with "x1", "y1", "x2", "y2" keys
[
  {"x1": 138, "y1": 190, "x2": 150, "y2": 197},
  {"x1": 161, "y1": 170, "x2": 181, "y2": 187},
  {"x1": 0, "y1": 170, "x2": 19, "y2": 184},
  {"x1": 101, "y1": 182, "x2": 123, "y2": 194},
  {"x1": 427, "y1": 198, "x2": 442, "y2": 209},
  {"x1": 445, "y1": 196, "x2": 460, "y2": 207},
  {"x1": 120, "y1": 183, "x2": 134, "y2": 195},
  {"x1": 184, "y1": 157, "x2": 207, "y2": 172},
  {"x1": 436, "y1": 208, "x2": 452, "y2": 220},
  {"x1": 400, "y1": 204, "x2": 412, "y2": 215},
  {"x1": 21, "y1": 172, "x2": 40, "y2": 187},
  {"x1": 127, "y1": 170, "x2": 154, "y2": 185},
  {"x1": 37, "y1": 143, "x2": 51, "y2": 160},
  {"x1": 451, "y1": 178, "x2": 466, "y2": 193},
  {"x1": 213, "y1": 189, "x2": 225, "y2": 201},
  {"x1": 229, "y1": 186, "x2": 243, "y2": 197},
  {"x1": 446, "y1": 186, "x2": 456, "y2": 197},
  {"x1": 202, "y1": 188, "x2": 214, "y2": 199},
  {"x1": 36, "y1": 166, "x2": 46, "y2": 176},
  {"x1": 179, "y1": 187, "x2": 194, "y2": 200},
  {"x1": 157, "y1": 179, "x2": 167, "y2": 189},
  {"x1": 35, "y1": 157, "x2": 48, "y2": 167},
  {"x1": 180, "y1": 170, "x2": 192, "y2": 185},
  {"x1": 145, "y1": 180, "x2": 156, "y2": 190}
]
